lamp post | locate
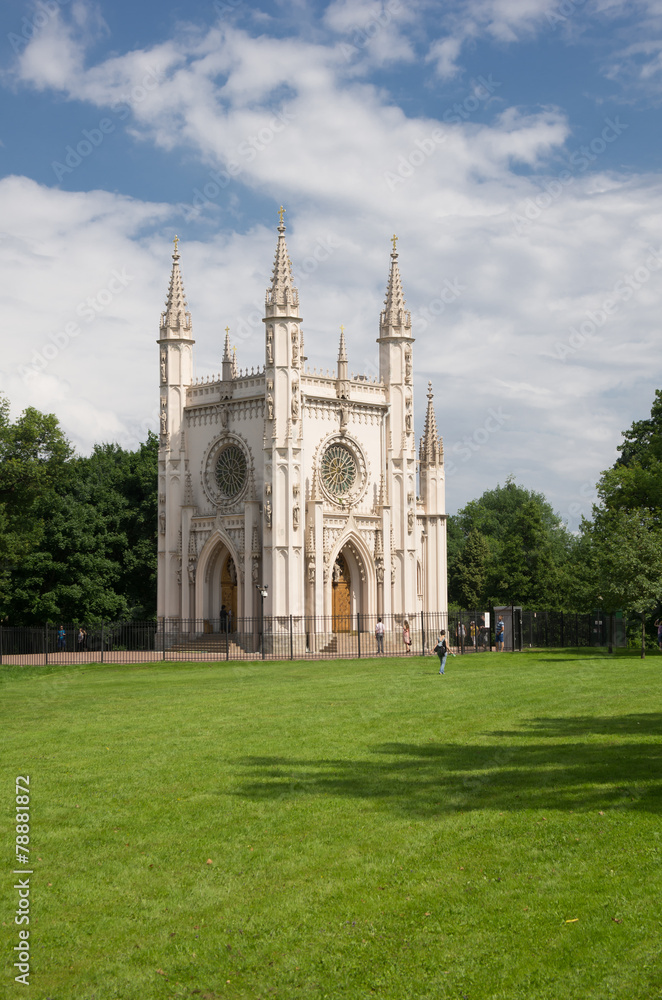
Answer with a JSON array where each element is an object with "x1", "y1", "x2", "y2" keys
[{"x1": 256, "y1": 584, "x2": 268, "y2": 659}]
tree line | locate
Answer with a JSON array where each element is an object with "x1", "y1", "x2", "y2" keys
[
  {"x1": 1, "y1": 389, "x2": 662, "y2": 637},
  {"x1": 0, "y1": 397, "x2": 157, "y2": 625}
]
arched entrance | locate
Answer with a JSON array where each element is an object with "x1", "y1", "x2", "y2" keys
[
  {"x1": 332, "y1": 553, "x2": 351, "y2": 632},
  {"x1": 220, "y1": 554, "x2": 238, "y2": 628}
]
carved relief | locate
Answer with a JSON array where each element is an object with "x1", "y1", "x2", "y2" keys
[
  {"x1": 159, "y1": 512, "x2": 166, "y2": 534},
  {"x1": 405, "y1": 399, "x2": 412, "y2": 433},
  {"x1": 291, "y1": 330, "x2": 299, "y2": 364},
  {"x1": 293, "y1": 505, "x2": 300, "y2": 529},
  {"x1": 160, "y1": 398, "x2": 167, "y2": 435},
  {"x1": 291, "y1": 382, "x2": 300, "y2": 421},
  {"x1": 408, "y1": 509, "x2": 414, "y2": 533},
  {"x1": 160, "y1": 350, "x2": 167, "y2": 385},
  {"x1": 405, "y1": 347, "x2": 412, "y2": 384}
]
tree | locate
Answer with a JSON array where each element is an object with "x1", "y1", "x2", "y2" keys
[
  {"x1": 448, "y1": 477, "x2": 579, "y2": 609},
  {"x1": 584, "y1": 507, "x2": 662, "y2": 657}
]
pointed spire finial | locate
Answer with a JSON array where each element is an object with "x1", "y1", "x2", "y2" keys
[
  {"x1": 266, "y1": 206, "x2": 299, "y2": 311},
  {"x1": 161, "y1": 237, "x2": 192, "y2": 337},
  {"x1": 421, "y1": 381, "x2": 441, "y2": 466},
  {"x1": 380, "y1": 235, "x2": 411, "y2": 336}
]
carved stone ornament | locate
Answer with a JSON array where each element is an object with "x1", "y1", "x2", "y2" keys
[
  {"x1": 187, "y1": 561, "x2": 196, "y2": 585},
  {"x1": 160, "y1": 350, "x2": 167, "y2": 385},
  {"x1": 307, "y1": 557, "x2": 316, "y2": 584},
  {"x1": 267, "y1": 393, "x2": 274, "y2": 420},
  {"x1": 293, "y1": 505, "x2": 300, "y2": 529},
  {"x1": 265, "y1": 499, "x2": 272, "y2": 528},
  {"x1": 408, "y1": 509, "x2": 414, "y2": 533},
  {"x1": 252, "y1": 558, "x2": 259, "y2": 583},
  {"x1": 405, "y1": 347, "x2": 412, "y2": 384},
  {"x1": 159, "y1": 512, "x2": 166, "y2": 534}
]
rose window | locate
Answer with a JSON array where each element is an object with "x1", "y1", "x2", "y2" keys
[
  {"x1": 215, "y1": 445, "x2": 247, "y2": 499},
  {"x1": 321, "y1": 445, "x2": 357, "y2": 497}
]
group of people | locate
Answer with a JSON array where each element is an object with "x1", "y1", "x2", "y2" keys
[
  {"x1": 373, "y1": 613, "x2": 507, "y2": 672},
  {"x1": 56, "y1": 626, "x2": 88, "y2": 652}
]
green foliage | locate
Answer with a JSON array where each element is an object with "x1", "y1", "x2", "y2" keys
[
  {"x1": 449, "y1": 477, "x2": 580, "y2": 609},
  {"x1": 0, "y1": 395, "x2": 157, "y2": 624}
]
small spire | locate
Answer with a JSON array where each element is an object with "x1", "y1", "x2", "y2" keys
[
  {"x1": 380, "y1": 235, "x2": 411, "y2": 336},
  {"x1": 232, "y1": 344, "x2": 238, "y2": 378},
  {"x1": 338, "y1": 325, "x2": 347, "y2": 362},
  {"x1": 266, "y1": 206, "x2": 299, "y2": 311},
  {"x1": 420, "y1": 381, "x2": 442, "y2": 466},
  {"x1": 161, "y1": 237, "x2": 192, "y2": 338}
]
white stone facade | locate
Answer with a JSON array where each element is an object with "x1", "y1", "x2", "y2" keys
[{"x1": 157, "y1": 218, "x2": 447, "y2": 635}]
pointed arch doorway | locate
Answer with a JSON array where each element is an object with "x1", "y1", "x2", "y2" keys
[
  {"x1": 220, "y1": 554, "x2": 238, "y2": 628},
  {"x1": 332, "y1": 553, "x2": 351, "y2": 632}
]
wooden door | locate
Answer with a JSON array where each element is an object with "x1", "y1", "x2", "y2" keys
[
  {"x1": 220, "y1": 555, "x2": 238, "y2": 629},
  {"x1": 332, "y1": 554, "x2": 351, "y2": 632}
]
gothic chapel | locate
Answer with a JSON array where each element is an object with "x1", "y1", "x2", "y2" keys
[{"x1": 157, "y1": 212, "x2": 447, "y2": 644}]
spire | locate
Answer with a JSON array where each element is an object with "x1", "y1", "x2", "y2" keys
[
  {"x1": 222, "y1": 326, "x2": 233, "y2": 381},
  {"x1": 338, "y1": 325, "x2": 347, "y2": 363},
  {"x1": 379, "y1": 234, "x2": 411, "y2": 337},
  {"x1": 336, "y1": 325, "x2": 349, "y2": 399},
  {"x1": 265, "y1": 206, "x2": 300, "y2": 313},
  {"x1": 420, "y1": 381, "x2": 442, "y2": 466},
  {"x1": 160, "y1": 235, "x2": 193, "y2": 339}
]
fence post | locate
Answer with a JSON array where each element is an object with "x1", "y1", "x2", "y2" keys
[
  {"x1": 101, "y1": 621, "x2": 104, "y2": 664},
  {"x1": 560, "y1": 610, "x2": 564, "y2": 648},
  {"x1": 0, "y1": 622, "x2": 2, "y2": 666},
  {"x1": 162, "y1": 619, "x2": 166, "y2": 661},
  {"x1": 44, "y1": 626, "x2": 48, "y2": 666},
  {"x1": 420, "y1": 611, "x2": 425, "y2": 656},
  {"x1": 289, "y1": 614, "x2": 294, "y2": 661},
  {"x1": 357, "y1": 613, "x2": 361, "y2": 658},
  {"x1": 226, "y1": 614, "x2": 229, "y2": 661}
]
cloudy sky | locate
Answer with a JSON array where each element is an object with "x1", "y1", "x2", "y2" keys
[{"x1": 2, "y1": 0, "x2": 662, "y2": 527}]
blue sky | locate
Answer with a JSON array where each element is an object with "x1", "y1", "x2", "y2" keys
[{"x1": 2, "y1": 0, "x2": 662, "y2": 528}]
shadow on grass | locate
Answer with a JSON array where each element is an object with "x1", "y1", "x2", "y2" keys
[{"x1": 233, "y1": 714, "x2": 662, "y2": 817}]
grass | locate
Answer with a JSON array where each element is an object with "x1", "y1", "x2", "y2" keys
[{"x1": 1, "y1": 650, "x2": 661, "y2": 1000}]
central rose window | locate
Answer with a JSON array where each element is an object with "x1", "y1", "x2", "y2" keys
[
  {"x1": 214, "y1": 445, "x2": 247, "y2": 500},
  {"x1": 321, "y1": 445, "x2": 357, "y2": 497}
]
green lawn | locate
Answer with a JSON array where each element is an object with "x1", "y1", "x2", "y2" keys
[{"x1": 1, "y1": 651, "x2": 661, "y2": 1000}]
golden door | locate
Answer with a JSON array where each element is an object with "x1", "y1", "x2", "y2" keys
[{"x1": 332, "y1": 554, "x2": 351, "y2": 632}]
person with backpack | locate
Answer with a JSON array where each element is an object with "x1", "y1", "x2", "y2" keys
[{"x1": 432, "y1": 631, "x2": 449, "y2": 674}]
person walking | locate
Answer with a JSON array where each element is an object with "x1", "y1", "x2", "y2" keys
[
  {"x1": 375, "y1": 617, "x2": 385, "y2": 655},
  {"x1": 403, "y1": 619, "x2": 412, "y2": 654},
  {"x1": 77, "y1": 627, "x2": 87, "y2": 653},
  {"x1": 57, "y1": 625, "x2": 66, "y2": 651},
  {"x1": 433, "y1": 631, "x2": 449, "y2": 674}
]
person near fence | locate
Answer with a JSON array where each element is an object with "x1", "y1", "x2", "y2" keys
[
  {"x1": 656, "y1": 618, "x2": 662, "y2": 651},
  {"x1": 456, "y1": 621, "x2": 466, "y2": 646},
  {"x1": 77, "y1": 627, "x2": 87, "y2": 652},
  {"x1": 496, "y1": 615, "x2": 505, "y2": 651},
  {"x1": 57, "y1": 625, "x2": 66, "y2": 651},
  {"x1": 402, "y1": 619, "x2": 412, "y2": 654},
  {"x1": 375, "y1": 617, "x2": 385, "y2": 655},
  {"x1": 469, "y1": 621, "x2": 476, "y2": 646},
  {"x1": 220, "y1": 605, "x2": 229, "y2": 632},
  {"x1": 433, "y1": 631, "x2": 448, "y2": 674}
]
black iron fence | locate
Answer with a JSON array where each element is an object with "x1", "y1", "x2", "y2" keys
[{"x1": 0, "y1": 609, "x2": 624, "y2": 665}]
